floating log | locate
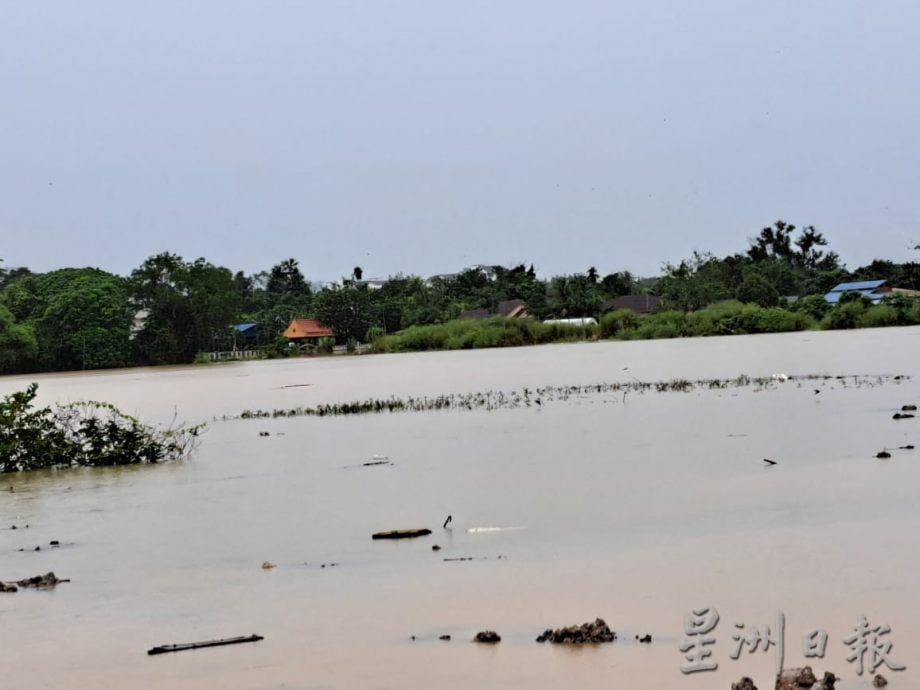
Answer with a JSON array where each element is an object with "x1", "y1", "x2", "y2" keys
[
  {"x1": 147, "y1": 634, "x2": 264, "y2": 656},
  {"x1": 372, "y1": 529, "x2": 431, "y2": 540}
]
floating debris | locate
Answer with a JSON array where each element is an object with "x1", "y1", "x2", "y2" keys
[
  {"x1": 900, "y1": 444, "x2": 915, "y2": 450},
  {"x1": 636, "y1": 634, "x2": 652, "y2": 643},
  {"x1": 372, "y1": 529, "x2": 431, "y2": 540},
  {"x1": 431, "y1": 544, "x2": 441, "y2": 551},
  {"x1": 231, "y1": 374, "x2": 907, "y2": 421},
  {"x1": 763, "y1": 458, "x2": 778, "y2": 466},
  {"x1": 439, "y1": 634, "x2": 451, "y2": 641},
  {"x1": 775, "y1": 667, "x2": 836, "y2": 690},
  {"x1": 473, "y1": 631, "x2": 501, "y2": 643},
  {"x1": 1, "y1": 572, "x2": 69, "y2": 592},
  {"x1": 147, "y1": 634, "x2": 263, "y2": 656},
  {"x1": 261, "y1": 561, "x2": 276, "y2": 570},
  {"x1": 903, "y1": 404, "x2": 918, "y2": 411},
  {"x1": 893, "y1": 412, "x2": 915, "y2": 420},
  {"x1": 731, "y1": 678, "x2": 758, "y2": 690},
  {"x1": 536, "y1": 618, "x2": 616, "y2": 644},
  {"x1": 874, "y1": 673, "x2": 889, "y2": 687},
  {"x1": 876, "y1": 451, "x2": 892, "y2": 459}
]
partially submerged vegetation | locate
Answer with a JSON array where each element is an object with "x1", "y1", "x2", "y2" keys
[
  {"x1": 235, "y1": 373, "x2": 907, "y2": 420},
  {"x1": 367, "y1": 298, "x2": 920, "y2": 353},
  {"x1": 370, "y1": 317, "x2": 596, "y2": 352},
  {"x1": 0, "y1": 384, "x2": 202, "y2": 473}
]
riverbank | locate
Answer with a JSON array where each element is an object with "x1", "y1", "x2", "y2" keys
[{"x1": 370, "y1": 298, "x2": 920, "y2": 353}]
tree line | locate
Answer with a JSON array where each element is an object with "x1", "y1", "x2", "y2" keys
[{"x1": 1, "y1": 221, "x2": 918, "y2": 374}]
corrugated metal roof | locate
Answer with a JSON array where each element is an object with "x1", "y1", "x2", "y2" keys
[{"x1": 828, "y1": 280, "x2": 888, "y2": 292}]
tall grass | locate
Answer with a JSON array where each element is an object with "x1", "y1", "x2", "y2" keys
[
  {"x1": 372, "y1": 298, "x2": 920, "y2": 354},
  {"x1": 370, "y1": 317, "x2": 597, "y2": 353}
]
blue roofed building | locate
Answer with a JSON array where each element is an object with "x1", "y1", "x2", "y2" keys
[
  {"x1": 232, "y1": 322, "x2": 259, "y2": 348},
  {"x1": 823, "y1": 280, "x2": 891, "y2": 304}
]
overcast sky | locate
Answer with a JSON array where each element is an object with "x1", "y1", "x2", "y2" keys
[{"x1": 2, "y1": 1, "x2": 918, "y2": 281}]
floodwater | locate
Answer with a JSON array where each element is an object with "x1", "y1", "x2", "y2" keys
[{"x1": 2, "y1": 327, "x2": 920, "y2": 690}]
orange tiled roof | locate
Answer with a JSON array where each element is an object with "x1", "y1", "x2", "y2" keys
[{"x1": 283, "y1": 319, "x2": 334, "y2": 339}]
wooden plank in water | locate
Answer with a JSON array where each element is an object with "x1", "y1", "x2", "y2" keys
[
  {"x1": 147, "y1": 634, "x2": 264, "y2": 656},
  {"x1": 372, "y1": 529, "x2": 431, "y2": 540}
]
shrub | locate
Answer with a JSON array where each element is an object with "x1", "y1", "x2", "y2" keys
[
  {"x1": 820, "y1": 301, "x2": 866, "y2": 330},
  {"x1": 791, "y1": 294, "x2": 831, "y2": 321},
  {"x1": 856, "y1": 305, "x2": 899, "y2": 328},
  {"x1": 0, "y1": 384, "x2": 202, "y2": 473},
  {"x1": 599, "y1": 309, "x2": 640, "y2": 338}
]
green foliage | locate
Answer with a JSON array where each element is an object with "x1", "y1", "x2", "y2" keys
[
  {"x1": 371, "y1": 317, "x2": 595, "y2": 353},
  {"x1": 606, "y1": 302, "x2": 814, "y2": 341},
  {"x1": 819, "y1": 297, "x2": 920, "y2": 331},
  {"x1": 0, "y1": 305, "x2": 37, "y2": 374},
  {"x1": 0, "y1": 384, "x2": 202, "y2": 473},
  {"x1": 314, "y1": 286, "x2": 374, "y2": 343},
  {"x1": 0, "y1": 268, "x2": 132, "y2": 371},
  {"x1": 791, "y1": 294, "x2": 831, "y2": 321},
  {"x1": 5, "y1": 222, "x2": 920, "y2": 371},
  {"x1": 130, "y1": 254, "x2": 240, "y2": 364},
  {"x1": 735, "y1": 273, "x2": 780, "y2": 307},
  {"x1": 267, "y1": 258, "x2": 309, "y2": 295},
  {"x1": 317, "y1": 337, "x2": 335, "y2": 354},
  {"x1": 366, "y1": 326, "x2": 386, "y2": 342},
  {"x1": 599, "y1": 309, "x2": 640, "y2": 338}
]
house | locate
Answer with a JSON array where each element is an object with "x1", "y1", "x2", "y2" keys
[
  {"x1": 600, "y1": 295, "x2": 663, "y2": 314},
  {"x1": 458, "y1": 308, "x2": 491, "y2": 320},
  {"x1": 283, "y1": 319, "x2": 335, "y2": 345},
  {"x1": 233, "y1": 323, "x2": 259, "y2": 338},
  {"x1": 458, "y1": 299, "x2": 529, "y2": 320},
  {"x1": 824, "y1": 280, "x2": 892, "y2": 305},
  {"x1": 497, "y1": 299, "x2": 528, "y2": 318},
  {"x1": 232, "y1": 323, "x2": 259, "y2": 349}
]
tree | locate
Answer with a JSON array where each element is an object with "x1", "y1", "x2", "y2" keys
[
  {"x1": 747, "y1": 220, "x2": 795, "y2": 263},
  {"x1": 600, "y1": 271, "x2": 634, "y2": 298},
  {"x1": 35, "y1": 270, "x2": 133, "y2": 370},
  {"x1": 314, "y1": 286, "x2": 375, "y2": 343},
  {"x1": 130, "y1": 254, "x2": 240, "y2": 364},
  {"x1": 793, "y1": 226, "x2": 829, "y2": 268},
  {"x1": 0, "y1": 383, "x2": 201, "y2": 473},
  {"x1": 267, "y1": 258, "x2": 308, "y2": 295},
  {"x1": 0, "y1": 305, "x2": 37, "y2": 374},
  {"x1": 0, "y1": 268, "x2": 132, "y2": 371},
  {"x1": 586, "y1": 266, "x2": 599, "y2": 284},
  {"x1": 735, "y1": 273, "x2": 780, "y2": 307},
  {"x1": 352, "y1": 266, "x2": 363, "y2": 282}
]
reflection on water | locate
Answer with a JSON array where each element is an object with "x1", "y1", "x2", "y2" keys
[{"x1": 2, "y1": 328, "x2": 919, "y2": 689}]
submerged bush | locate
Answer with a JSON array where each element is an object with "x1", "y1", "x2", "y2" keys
[
  {"x1": 603, "y1": 302, "x2": 814, "y2": 340},
  {"x1": 0, "y1": 384, "x2": 203, "y2": 473},
  {"x1": 370, "y1": 317, "x2": 595, "y2": 353},
  {"x1": 599, "y1": 309, "x2": 640, "y2": 338}
]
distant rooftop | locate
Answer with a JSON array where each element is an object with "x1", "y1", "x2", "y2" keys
[{"x1": 827, "y1": 280, "x2": 888, "y2": 292}]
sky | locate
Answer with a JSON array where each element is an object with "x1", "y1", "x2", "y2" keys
[{"x1": 2, "y1": 1, "x2": 919, "y2": 281}]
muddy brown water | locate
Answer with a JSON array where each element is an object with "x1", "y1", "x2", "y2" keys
[{"x1": 2, "y1": 327, "x2": 920, "y2": 690}]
